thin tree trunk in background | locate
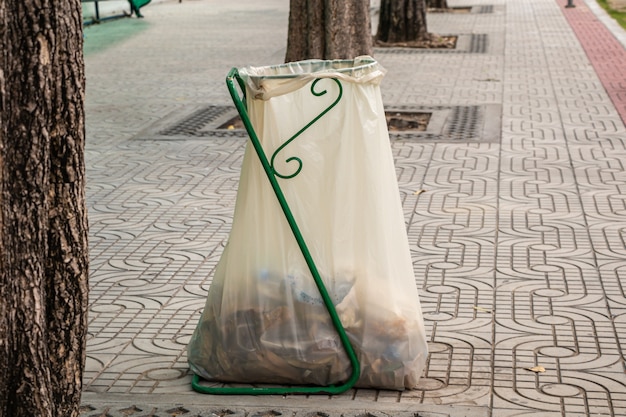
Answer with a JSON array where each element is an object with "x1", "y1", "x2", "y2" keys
[
  {"x1": 376, "y1": 0, "x2": 430, "y2": 43},
  {"x1": 286, "y1": 0, "x2": 373, "y2": 62},
  {"x1": 427, "y1": 0, "x2": 449, "y2": 9},
  {"x1": 0, "y1": 0, "x2": 89, "y2": 416}
]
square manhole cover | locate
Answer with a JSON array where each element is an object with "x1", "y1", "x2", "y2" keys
[{"x1": 132, "y1": 104, "x2": 500, "y2": 143}]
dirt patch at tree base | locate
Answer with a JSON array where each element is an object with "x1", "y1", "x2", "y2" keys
[
  {"x1": 386, "y1": 112, "x2": 430, "y2": 132},
  {"x1": 374, "y1": 34, "x2": 457, "y2": 49}
]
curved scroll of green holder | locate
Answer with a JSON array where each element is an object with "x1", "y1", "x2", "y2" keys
[{"x1": 191, "y1": 68, "x2": 360, "y2": 395}]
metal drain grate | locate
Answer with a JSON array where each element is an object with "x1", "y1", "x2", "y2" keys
[
  {"x1": 468, "y1": 34, "x2": 488, "y2": 53},
  {"x1": 446, "y1": 106, "x2": 481, "y2": 140},
  {"x1": 476, "y1": 5, "x2": 494, "y2": 13},
  {"x1": 158, "y1": 105, "x2": 244, "y2": 138},
  {"x1": 387, "y1": 104, "x2": 499, "y2": 143},
  {"x1": 133, "y1": 104, "x2": 500, "y2": 143}
]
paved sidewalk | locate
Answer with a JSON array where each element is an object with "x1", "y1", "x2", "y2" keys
[{"x1": 81, "y1": 0, "x2": 626, "y2": 416}]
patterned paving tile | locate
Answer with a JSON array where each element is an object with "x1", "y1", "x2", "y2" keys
[{"x1": 83, "y1": 0, "x2": 626, "y2": 415}]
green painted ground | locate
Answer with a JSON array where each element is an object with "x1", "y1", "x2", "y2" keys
[{"x1": 83, "y1": 18, "x2": 149, "y2": 56}]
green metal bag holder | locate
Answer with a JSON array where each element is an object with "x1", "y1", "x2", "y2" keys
[{"x1": 190, "y1": 68, "x2": 360, "y2": 395}]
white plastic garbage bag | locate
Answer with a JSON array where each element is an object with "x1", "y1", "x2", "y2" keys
[{"x1": 188, "y1": 57, "x2": 428, "y2": 390}]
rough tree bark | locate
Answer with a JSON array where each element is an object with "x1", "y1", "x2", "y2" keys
[
  {"x1": 427, "y1": 0, "x2": 449, "y2": 9},
  {"x1": 285, "y1": 0, "x2": 373, "y2": 62},
  {"x1": 375, "y1": 0, "x2": 430, "y2": 44},
  {"x1": 0, "y1": 0, "x2": 89, "y2": 416}
]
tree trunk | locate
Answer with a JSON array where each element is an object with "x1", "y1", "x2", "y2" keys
[
  {"x1": 375, "y1": 0, "x2": 429, "y2": 43},
  {"x1": 285, "y1": 0, "x2": 373, "y2": 62},
  {"x1": 427, "y1": 0, "x2": 449, "y2": 9},
  {"x1": 0, "y1": 0, "x2": 89, "y2": 416}
]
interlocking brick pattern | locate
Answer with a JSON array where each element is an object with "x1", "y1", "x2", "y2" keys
[
  {"x1": 559, "y1": 0, "x2": 626, "y2": 125},
  {"x1": 82, "y1": 0, "x2": 626, "y2": 415}
]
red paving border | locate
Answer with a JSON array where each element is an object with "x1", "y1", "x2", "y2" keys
[{"x1": 558, "y1": 0, "x2": 626, "y2": 127}]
